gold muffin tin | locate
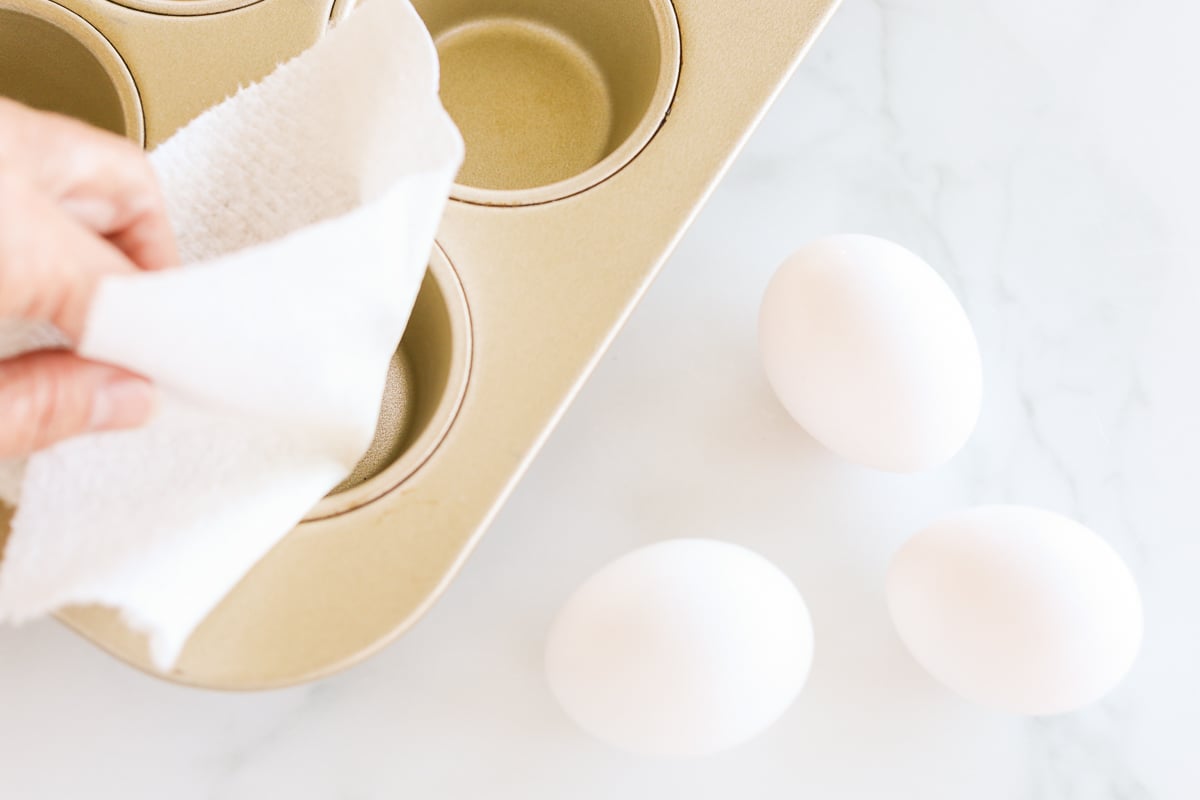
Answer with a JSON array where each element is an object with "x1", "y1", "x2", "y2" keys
[{"x1": 0, "y1": 0, "x2": 840, "y2": 688}]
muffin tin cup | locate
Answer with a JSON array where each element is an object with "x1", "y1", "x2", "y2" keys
[
  {"x1": 306, "y1": 246, "x2": 473, "y2": 521},
  {"x1": 415, "y1": 0, "x2": 681, "y2": 206},
  {"x1": 0, "y1": 0, "x2": 144, "y2": 143}
]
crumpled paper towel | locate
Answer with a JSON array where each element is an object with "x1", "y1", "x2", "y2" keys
[{"x1": 0, "y1": 0, "x2": 463, "y2": 668}]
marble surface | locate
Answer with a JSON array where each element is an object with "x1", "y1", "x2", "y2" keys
[{"x1": 1, "y1": 0, "x2": 1195, "y2": 796}]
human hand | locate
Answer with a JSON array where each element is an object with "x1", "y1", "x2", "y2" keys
[{"x1": 0, "y1": 98, "x2": 177, "y2": 458}]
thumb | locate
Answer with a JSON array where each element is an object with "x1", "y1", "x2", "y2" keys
[{"x1": 0, "y1": 350, "x2": 157, "y2": 458}]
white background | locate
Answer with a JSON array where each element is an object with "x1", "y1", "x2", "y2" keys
[{"x1": 2, "y1": 0, "x2": 1197, "y2": 796}]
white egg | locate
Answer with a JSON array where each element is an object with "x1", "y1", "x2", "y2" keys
[
  {"x1": 545, "y1": 539, "x2": 813, "y2": 757},
  {"x1": 886, "y1": 506, "x2": 1143, "y2": 715},
  {"x1": 758, "y1": 234, "x2": 982, "y2": 472}
]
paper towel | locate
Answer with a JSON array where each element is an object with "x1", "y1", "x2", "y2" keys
[{"x1": 0, "y1": 0, "x2": 463, "y2": 668}]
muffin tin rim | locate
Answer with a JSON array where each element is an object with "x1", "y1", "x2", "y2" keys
[{"x1": 100, "y1": 0, "x2": 264, "y2": 17}]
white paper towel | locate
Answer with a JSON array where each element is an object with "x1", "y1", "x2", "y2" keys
[{"x1": 0, "y1": 0, "x2": 463, "y2": 668}]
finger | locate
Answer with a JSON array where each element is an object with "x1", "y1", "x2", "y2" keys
[
  {"x1": 59, "y1": 179, "x2": 178, "y2": 273},
  {"x1": 0, "y1": 350, "x2": 157, "y2": 458},
  {"x1": 0, "y1": 98, "x2": 178, "y2": 271},
  {"x1": 0, "y1": 171, "x2": 140, "y2": 340},
  {"x1": 103, "y1": 198, "x2": 178, "y2": 273}
]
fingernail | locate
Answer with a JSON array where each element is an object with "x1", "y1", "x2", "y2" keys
[{"x1": 89, "y1": 378, "x2": 158, "y2": 432}]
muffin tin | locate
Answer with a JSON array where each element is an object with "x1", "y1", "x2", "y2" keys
[{"x1": 0, "y1": 0, "x2": 841, "y2": 688}]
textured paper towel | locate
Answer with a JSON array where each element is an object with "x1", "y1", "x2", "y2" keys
[{"x1": 0, "y1": 0, "x2": 463, "y2": 668}]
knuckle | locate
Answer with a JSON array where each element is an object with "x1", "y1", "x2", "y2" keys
[
  {"x1": 0, "y1": 368, "x2": 41, "y2": 457},
  {"x1": 102, "y1": 138, "x2": 158, "y2": 214},
  {"x1": 0, "y1": 175, "x2": 34, "y2": 317},
  {"x1": 28, "y1": 371, "x2": 62, "y2": 448},
  {"x1": 101, "y1": 128, "x2": 143, "y2": 163},
  {"x1": 0, "y1": 170, "x2": 31, "y2": 227},
  {"x1": 0, "y1": 176, "x2": 22, "y2": 283},
  {"x1": 0, "y1": 169, "x2": 24, "y2": 214},
  {"x1": 0, "y1": 357, "x2": 90, "y2": 456},
  {"x1": 126, "y1": 148, "x2": 158, "y2": 194}
]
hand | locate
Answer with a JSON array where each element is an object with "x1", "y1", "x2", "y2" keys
[{"x1": 0, "y1": 99, "x2": 177, "y2": 458}]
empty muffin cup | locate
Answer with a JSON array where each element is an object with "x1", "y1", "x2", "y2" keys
[
  {"x1": 0, "y1": 0, "x2": 143, "y2": 143},
  {"x1": 306, "y1": 245, "x2": 472, "y2": 520},
  {"x1": 411, "y1": 0, "x2": 681, "y2": 206}
]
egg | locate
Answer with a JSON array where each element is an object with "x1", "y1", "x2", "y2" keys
[
  {"x1": 544, "y1": 539, "x2": 813, "y2": 757},
  {"x1": 886, "y1": 505, "x2": 1143, "y2": 715},
  {"x1": 758, "y1": 234, "x2": 982, "y2": 472}
]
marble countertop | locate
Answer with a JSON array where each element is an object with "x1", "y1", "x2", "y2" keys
[{"x1": 1, "y1": 0, "x2": 1194, "y2": 796}]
